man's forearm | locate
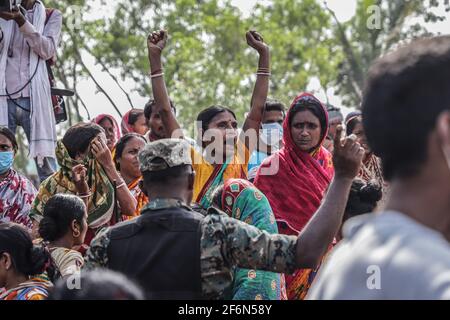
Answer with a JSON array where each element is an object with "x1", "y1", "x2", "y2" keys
[{"x1": 295, "y1": 176, "x2": 353, "y2": 269}]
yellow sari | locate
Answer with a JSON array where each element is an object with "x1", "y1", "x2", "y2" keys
[{"x1": 191, "y1": 141, "x2": 250, "y2": 207}]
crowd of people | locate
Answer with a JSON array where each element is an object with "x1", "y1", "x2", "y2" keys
[{"x1": 1, "y1": 0, "x2": 450, "y2": 301}]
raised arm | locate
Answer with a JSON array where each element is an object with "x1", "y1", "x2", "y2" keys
[
  {"x1": 241, "y1": 31, "x2": 270, "y2": 153},
  {"x1": 295, "y1": 126, "x2": 364, "y2": 268},
  {"x1": 147, "y1": 30, "x2": 182, "y2": 139}
]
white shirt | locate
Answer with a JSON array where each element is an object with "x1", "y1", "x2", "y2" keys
[
  {"x1": 307, "y1": 211, "x2": 450, "y2": 300},
  {"x1": 0, "y1": 4, "x2": 62, "y2": 98}
]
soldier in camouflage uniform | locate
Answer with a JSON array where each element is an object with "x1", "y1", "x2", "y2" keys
[{"x1": 85, "y1": 132, "x2": 364, "y2": 299}]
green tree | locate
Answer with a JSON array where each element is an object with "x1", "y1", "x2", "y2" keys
[{"x1": 327, "y1": 0, "x2": 446, "y2": 107}]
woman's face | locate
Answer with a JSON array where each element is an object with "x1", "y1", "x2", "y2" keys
[
  {"x1": 290, "y1": 110, "x2": 322, "y2": 152},
  {"x1": 0, "y1": 134, "x2": 14, "y2": 154},
  {"x1": 204, "y1": 111, "x2": 238, "y2": 157},
  {"x1": 131, "y1": 114, "x2": 149, "y2": 136},
  {"x1": 351, "y1": 122, "x2": 370, "y2": 154},
  {"x1": 99, "y1": 118, "x2": 117, "y2": 150},
  {"x1": 117, "y1": 137, "x2": 146, "y2": 180}
]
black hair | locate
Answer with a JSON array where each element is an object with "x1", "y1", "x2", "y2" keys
[
  {"x1": 196, "y1": 105, "x2": 237, "y2": 134},
  {"x1": 127, "y1": 109, "x2": 145, "y2": 125},
  {"x1": 144, "y1": 99, "x2": 177, "y2": 120},
  {"x1": 265, "y1": 99, "x2": 286, "y2": 114},
  {"x1": 48, "y1": 269, "x2": 144, "y2": 300},
  {"x1": 346, "y1": 115, "x2": 362, "y2": 136},
  {"x1": 344, "y1": 179, "x2": 382, "y2": 222},
  {"x1": 62, "y1": 122, "x2": 104, "y2": 159},
  {"x1": 288, "y1": 99, "x2": 327, "y2": 141},
  {"x1": 115, "y1": 133, "x2": 147, "y2": 170},
  {"x1": 0, "y1": 126, "x2": 18, "y2": 152},
  {"x1": 345, "y1": 111, "x2": 362, "y2": 124},
  {"x1": 142, "y1": 163, "x2": 191, "y2": 188},
  {"x1": 39, "y1": 194, "x2": 86, "y2": 242},
  {"x1": 363, "y1": 36, "x2": 450, "y2": 181},
  {"x1": 0, "y1": 222, "x2": 54, "y2": 277},
  {"x1": 326, "y1": 104, "x2": 343, "y2": 121}
]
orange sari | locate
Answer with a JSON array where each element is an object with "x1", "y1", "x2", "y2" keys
[{"x1": 122, "y1": 177, "x2": 148, "y2": 221}]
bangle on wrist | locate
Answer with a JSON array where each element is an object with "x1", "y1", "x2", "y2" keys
[
  {"x1": 78, "y1": 193, "x2": 91, "y2": 199},
  {"x1": 150, "y1": 72, "x2": 164, "y2": 79},
  {"x1": 116, "y1": 181, "x2": 127, "y2": 190}
]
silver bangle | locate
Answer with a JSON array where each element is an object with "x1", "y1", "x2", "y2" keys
[
  {"x1": 150, "y1": 73, "x2": 164, "y2": 79},
  {"x1": 78, "y1": 193, "x2": 91, "y2": 199},
  {"x1": 116, "y1": 182, "x2": 127, "y2": 190},
  {"x1": 256, "y1": 72, "x2": 271, "y2": 76}
]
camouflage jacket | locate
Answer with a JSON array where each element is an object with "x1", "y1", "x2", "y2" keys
[{"x1": 84, "y1": 199, "x2": 298, "y2": 299}]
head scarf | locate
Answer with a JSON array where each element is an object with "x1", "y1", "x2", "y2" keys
[
  {"x1": 217, "y1": 179, "x2": 287, "y2": 300},
  {"x1": 93, "y1": 114, "x2": 121, "y2": 140},
  {"x1": 30, "y1": 140, "x2": 115, "y2": 229},
  {"x1": 121, "y1": 110, "x2": 134, "y2": 135},
  {"x1": 254, "y1": 93, "x2": 334, "y2": 235}
]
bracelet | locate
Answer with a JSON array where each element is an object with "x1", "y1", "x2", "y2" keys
[
  {"x1": 116, "y1": 181, "x2": 127, "y2": 190},
  {"x1": 256, "y1": 72, "x2": 271, "y2": 77},
  {"x1": 150, "y1": 73, "x2": 164, "y2": 79},
  {"x1": 78, "y1": 193, "x2": 91, "y2": 199}
]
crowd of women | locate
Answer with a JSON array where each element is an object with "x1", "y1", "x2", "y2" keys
[{"x1": 0, "y1": 29, "x2": 386, "y2": 300}]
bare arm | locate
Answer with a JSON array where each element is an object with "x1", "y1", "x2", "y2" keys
[
  {"x1": 296, "y1": 126, "x2": 365, "y2": 268},
  {"x1": 147, "y1": 30, "x2": 182, "y2": 139},
  {"x1": 219, "y1": 128, "x2": 364, "y2": 274},
  {"x1": 241, "y1": 31, "x2": 270, "y2": 153}
]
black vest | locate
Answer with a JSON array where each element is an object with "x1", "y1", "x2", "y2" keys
[{"x1": 106, "y1": 204, "x2": 205, "y2": 299}]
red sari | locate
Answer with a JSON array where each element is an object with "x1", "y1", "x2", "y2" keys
[
  {"x1": 254, "y1": 93, "x2": 334, "y2": 299},
  {"x1": 254, "y1": 92, "x2": 334, "y2": 235}
]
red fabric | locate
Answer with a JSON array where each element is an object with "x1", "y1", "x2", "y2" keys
[
  {"x1": 121, "y1": 110, "x2": 133, "y2": 134},
  {"x1": 93, "y1": 114, "x2": 121, "y2": 140},
  {"x1": 254, "y1": 93, "x2": 334, "y2": 236}
]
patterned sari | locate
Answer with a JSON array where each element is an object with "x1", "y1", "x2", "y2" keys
[
  {"x1": 192, "y1": 142, "x2": 249, "y2": 209},
  {"x1": 30, "y1": 140, "x2": 115, "y2": 231},
  {"x1": 254, "y1": 93, "x2": 334, "y2": 300},
  {"x1": 216, "y1": 179, "x2": 287, "y2": 300},
  {"x1": 0, "y1": 169, "x2": 37, "y2": 229},
  {"x1": 121, "y1": 177, "x2": 149, "y2": 221},
  {"x1": 0, "y1": 278, "x2": 52, "y2": 300}
]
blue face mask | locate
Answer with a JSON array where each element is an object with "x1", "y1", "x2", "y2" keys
[
  {"x1": 0, "y1": 151, "x2": 14, "y2": 174},
  {"x1": 260, "y1": 122, "x2": 283, "y2": 147}
]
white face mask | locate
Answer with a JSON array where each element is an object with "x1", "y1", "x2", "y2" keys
[{"x1": 260, "y1": 122, "x2": 283, "y2": 148}]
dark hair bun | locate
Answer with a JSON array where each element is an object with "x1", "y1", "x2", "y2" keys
[
  {"x1": 359, "y1": 180, "x2": 382, "y2": 203},
  {"x1": 39, "y1": 214, "x2": 60, "y2": 242},
  {"x1": 27, "y1": 245, "x2": 52, "y2": 276}
]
